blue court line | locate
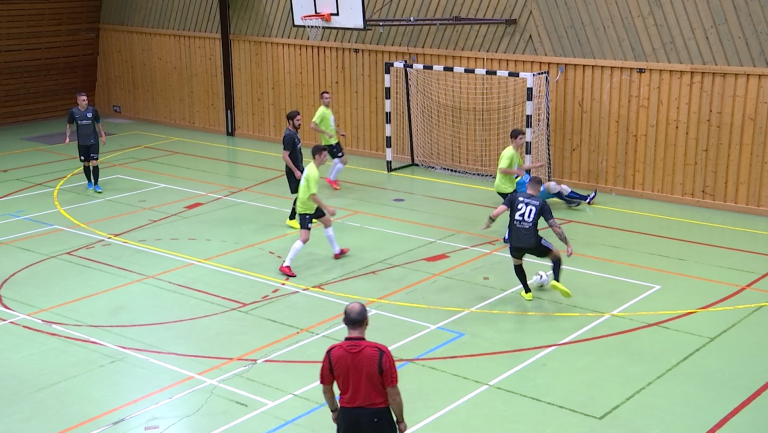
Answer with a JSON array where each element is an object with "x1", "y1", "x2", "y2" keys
[
  {"x1": 263, "y1": 329, "x2": 465, "y2": 433},
  {"x1": 2, "y1": 213, "x2": 55, "y2": 227}
]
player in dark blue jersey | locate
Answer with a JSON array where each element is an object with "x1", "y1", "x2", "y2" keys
[
  {"x1": 483, "y1": 175, "x2": 573, "y2": 301},
  {"x1": 66, "y1": 92, "x2": 106, "y2": 192}
]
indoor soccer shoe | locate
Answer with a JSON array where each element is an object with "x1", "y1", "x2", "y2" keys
[
  {"x1": 549, "y1": 281, "x2": 572, "y2": 298},
  {"x1": 87, "y1": 182, "x2": 93, "y2": 190},
  {"x1": 520, "y1": 291, "x2": 533, "y2": 301},
  {"x1": 286, "y1": 219, "x2": 300, "y2": 229},
  {"x1": 94, "y1": 185, "x2": 102, "y2": 193},
  {"x1": 279, "y1": 265, "x2": 296, "y2": 277},
  {"x1": 587, "y1": 190, "x2": 598, "y2": 205},
  {"x1": 326, "y1": 178, "x2": 340, "y2": 190},
  {"x1": 334, "y1": 248, "x2": 349, "y2": 260}
]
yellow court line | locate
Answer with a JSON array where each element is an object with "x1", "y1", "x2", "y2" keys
[
  {"x1": 50, "y1": 141, "x2": 767, "y2": 317},
  {"x1": 133, "y1": 131, "x2": 768, "y2": 234},
  {"x1": 0, "y1": 131, "x2": 138, "y2": 157}
]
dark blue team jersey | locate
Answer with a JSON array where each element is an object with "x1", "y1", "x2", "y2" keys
[{"x1": 67, "y1": 106, "x2": 101, "y2": 146}]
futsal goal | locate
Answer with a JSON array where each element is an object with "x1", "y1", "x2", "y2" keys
[{"x1": 384, "y1": 61, "x2": 552, "y2": 181}]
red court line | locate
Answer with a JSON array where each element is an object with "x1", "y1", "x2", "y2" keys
[
  {"x1": 707, "y1": 379, "x2": 768, "y2": 432},
  {"x1": 55, "y1": 243, "x2": 507, "y2": 433},
  {"x1": 68, "y1": 254, "x2": 247, "y2": 306},
  {"x1": 0, "y1": 176, "x2": 69, "y2": 200}
]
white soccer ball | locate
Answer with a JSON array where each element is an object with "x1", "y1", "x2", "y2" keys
[{"x1": 532, "y1": 271, "x2": 549, "y2": 288}]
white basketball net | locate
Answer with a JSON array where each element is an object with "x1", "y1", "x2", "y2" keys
[{"x1": 302, "y1": 17, "x2": 326, "y2": 41}]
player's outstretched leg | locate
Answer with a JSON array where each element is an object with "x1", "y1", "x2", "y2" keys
[
  {"x1": 279, "y1": 227, "x2": 309, "y2": 278},
  {"x1": 559, "y1": 183, "x2": 597, "y2": 205},
  {"x1": 319, "y1": 214, "x2": 349, "y2": 259},
  {"x1": 546, "y1": 247, "x2": 572, "y2": 298},
  {"x1": 541, "y1": 182, "x2": 580, "y2": 207}
]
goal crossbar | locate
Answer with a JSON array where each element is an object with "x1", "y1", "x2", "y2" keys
[{"x1": 384, "y1": 61, "x2": 552, "y2": 182}]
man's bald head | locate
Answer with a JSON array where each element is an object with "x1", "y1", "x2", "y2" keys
[{"x1": 343, "y1": 302, "x2": 368, "y2": 330}]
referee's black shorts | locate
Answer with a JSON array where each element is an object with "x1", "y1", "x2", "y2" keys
[
  {"x1": 285, "y1": 166, "x2": 302, "y2": 195},
  {"x1": 337, "y1": 407, "x2": 396, "y2": 433}
]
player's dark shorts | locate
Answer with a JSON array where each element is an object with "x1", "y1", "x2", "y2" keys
[
  {"x1": 325, "y1": 142, "x2": 345, "y2": 160},
  {"x1": 78, "y1": 143, "x2": 99, "y2": 162},
  {"x1": 298, "y1": 207, "x2": 326, "y2": 230},
  {"x1": 497, "y1": 192, "x2": 510, "y2": 201},
  {"x1": 285, "y1": 166, "x2": 303, "y2": 194},
  {"x1": 336, "y1": 406, "x2": 396, "y2": 433},
  {"x1": 509, "y1": 238, "x2": 556, "y2": 260}
]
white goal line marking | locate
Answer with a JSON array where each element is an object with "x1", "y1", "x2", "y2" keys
[
  {"x1": 0, "y1": 176, "x2": 120, "y2": 202},
  {"x1": 0, "y1": 186, "x2": 163, "y2": 225},
  {"x1": 0, "y1": 306, "x2": 274, "y2": 405},
  {"x1": 407, "y1": 284, "x2": 662, "y2": 432},
  {"x1": 114, "y1": 175, "x2": 658, "y2": 288}
]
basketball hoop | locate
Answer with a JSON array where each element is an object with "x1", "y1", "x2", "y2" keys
[{"x1": 301, "y1": 13, "x2": 331, "y2": 41}]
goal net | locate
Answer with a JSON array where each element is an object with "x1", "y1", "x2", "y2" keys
[{"x1": 385, "y1": 62, "x2": 551, "y2": 181}]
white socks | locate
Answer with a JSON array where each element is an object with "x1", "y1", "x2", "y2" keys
[
  {"x1": 283, "y1": 240, "x2": 304, "y2": 266},
  {"x1": 324, "y1": 227, "x2": 341, "y2": 254},
  {"x1": 329, "y1": 159, "x2": 345, "y2": 181},
  {"x1": 284, "y1": 229, "x2": 340, "y2": 267}
]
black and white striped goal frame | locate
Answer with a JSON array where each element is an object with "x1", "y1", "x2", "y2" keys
[{"x1": 384, "y1": 61, "x2": 551, "y2": 180}]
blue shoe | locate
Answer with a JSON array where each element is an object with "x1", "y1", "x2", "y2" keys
[
  {"x1": 87, "y1": 182, "x2": 93, "y2": 190},
  {"x1": 94, "y1": 185, "x2": 102, "y2": 193}
]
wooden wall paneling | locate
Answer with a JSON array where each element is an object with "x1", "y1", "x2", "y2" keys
[
  {"x1": 751, "y1": 78, "x2": 768, "y2": 207},
  {"x1": 727, "y1": 74, "x2": 748, "y2": 204},
  {"x1": 715, "y1": 74, "x2": 735, "y2": 202},
  {"x1": 681, "y1": 72, "x2": 702, "y2": 198},
  {"x1": 737, "y1": 75, "x2": 760, "y2": 206},
  {"x1": 671, "y1": 72, "x2": 692, "y2": 197}
]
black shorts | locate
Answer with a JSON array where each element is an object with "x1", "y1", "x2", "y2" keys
[
  {"x1": 286, "y1": 166, "x2": 302, "y2": 194},
  {"x1": 509, "y1": 238, "x2": 556, "y2": 260},
  {"x1": 497, "y1": 192, "x2": 510, "y2": 201},
  {"x1": 337, "y1": 407, "x2": 396, "y2": 433},
  {"x1": 78, "y1": 143, "x2": 99, "y2": 162},
  {"x1": 298, "y1": 207, "x2": 326, "y2": 230},
  {"x1": 325, "y1": 142, "x2": 345, "y2": 160}
]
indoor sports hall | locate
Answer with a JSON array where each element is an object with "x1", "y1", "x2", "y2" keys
[{"x1": 2, "y1": 1, "x2": 768, "y2": 433}]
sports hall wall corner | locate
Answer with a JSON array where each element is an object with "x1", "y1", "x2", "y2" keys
[{"x1": 92, "y1": 0, "x2": 768, "y2": 214}]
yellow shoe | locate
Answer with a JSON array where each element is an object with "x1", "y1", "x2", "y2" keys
[
  {"x1": 549, "y1": 281, "x2": 572, "y2": 298},
  {"x1": 286, "y1": 219, "x2": 300, "y2": 229},
  {"x1": 520, "y1": 291, "x2": 533, "y2": 301}
]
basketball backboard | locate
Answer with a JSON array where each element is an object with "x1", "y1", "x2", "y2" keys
[{"x1": 291, "y1": 0, "x2": 366, "y2": 30}]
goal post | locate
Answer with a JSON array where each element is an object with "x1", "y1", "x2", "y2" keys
[{"x1": 384, "y1": 61, "x2": 552, "y2": 182}]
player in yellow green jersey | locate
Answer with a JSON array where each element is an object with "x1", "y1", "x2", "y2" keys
[
  {"x1": 494, "y1": 129, "x2": 545, "y2": 201},
  {"x1": 310, "y1": 91, "x2": 347, "y2": 190},
  {"x1": 279, "y1": 145, "x2": 349, "y2": 278}
]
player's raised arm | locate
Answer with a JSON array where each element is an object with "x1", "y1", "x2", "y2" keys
[
  {"x1": 542, "y1": 201, "x2": 572, "y2": 257},
  {"x1": 482, "y1": 203, "x2": 510, "y2": 230}
]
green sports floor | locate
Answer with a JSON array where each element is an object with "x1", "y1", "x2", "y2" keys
[{"x1": 1, "y1": 117, "x2": 767, "y2": 433}]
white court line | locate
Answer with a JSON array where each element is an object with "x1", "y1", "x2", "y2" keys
[
  {"x1": 0, "y1": 176, "x2": 119, "y2": 202},
  {"x1": 116, "y1": 175, "x2": 658, "y2": 287},
  {"x1": 0, "y1": 306, "x2": 274, "y2": 405},
  {"x1": 208, "y1": 282, "x2": 528, "y2": 433},
  {"x1": 0, "y1": 226, "x2": 55, "y2": 242},
  {"x1": 0, "y1": 316, "x2": 24, "y2": 326},
  {"x1": 0, "y1": 186, "x2": 163, "y2": 225},
  {"x1": 407, "y1": 284, "x2": 662, "y2": 432},
  {"x1": 89, "y1": 320, "x2": 354, "y2": 433}
]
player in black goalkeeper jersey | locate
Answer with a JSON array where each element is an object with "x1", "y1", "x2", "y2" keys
[{"x1": 483, "y1": 175, "x2": 573, "y2": 301}]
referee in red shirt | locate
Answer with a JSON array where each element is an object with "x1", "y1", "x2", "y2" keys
[{"x1": 320, "y1": 302, "x2": 407, "y2": 433}]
